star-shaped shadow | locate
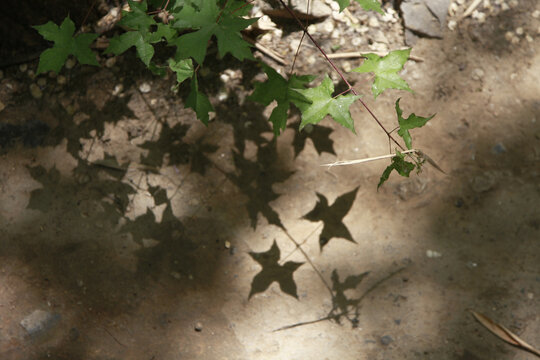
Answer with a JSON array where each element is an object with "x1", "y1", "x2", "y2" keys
[
  {"x1": 49, "y1": 94, "x2": 136, "y2": 160},
  {"x1": 329, "y1": 269, "x2": 370, "y2": 327},
  {"x1": 139, "y1": 122, "x2": 191, "y2": 168},
  {"x1": 188, "y1": 137, "x2": 219, "y2": 175},
  {"x1": 288, "y1": 120, "x2": 336, "y2": 158},
  {"x1": 227, "y1": 141, "x2": 294, "y2": 229},
  {"x1": 249, "y1": 240, "x2": 304, "y2": 299},
  {"x1": 303, "y1": 187, "x2": 359, "y2": 251}
]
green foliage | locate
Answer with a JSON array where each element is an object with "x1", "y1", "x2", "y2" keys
[
  {"x1": 352, "y1": 48, "x2": 412, "y2": 99},
  {"x1": 377, "y1": 150, "x2": 416, "y2": 189},
  {"x1": 105, "y1": 0, "x2": 176, "y2": 66},
  {"x1": 335, "y1": 0, "x2": 383, "y2": 13},
  {"x1": 186, "y1": 75, "x2": 214, "y2": 125},
  {"x1": 294, "y1": 76, "x2": 360, "y2": 133},
  {"x1": 168, "y1": 58, "x2": 194, "y2": 84},
  {"x1": 33, "y1": 0, "x2": 433, "y2": 187},
  {"x1": 33, "y1": 17, "x2": 98, "y2": 74},
  {"x1": 395, "y1": 98, "x2": 435, "y2": 149},
  {"x1": 171, "y1": 0, "x2": 257, "y2": 64},
  {"x1": 248, "y1": 64, "x2": 314, "y2": 135}
]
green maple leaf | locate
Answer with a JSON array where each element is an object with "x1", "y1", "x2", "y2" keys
[
  {"x1": 33, "y1": 17, "x2": 98, "y2": 74},
  {"x1": 377, "y1": 150, "x2": 416, "y2": 189},
  {"x1": 352, "y1": 48, "x2": 412, "y2": 99},
  {"x1": 106, "y1": 2, "x2": 177, "y2": 66},
  {"x1": 294, "y1": 76, "x2": 360, "y2": 133},
  {"x1": 186, "y1": 75, "x2": 214, "y2": 125},
  {"x1": 168, "y1": 58, "x2": 194, "y2": 84},
  {"x1": 335, "y1": 0, "x2": 383, "y2": 13},
  {"x1": 249, "y1": 64, "x2": 314, "y2": 135},
  {"x1": 395, "y1": 98, "x2": 435, "y2": 149},
  {"x1": 172, "y1": 0, "x2": 257, "y2": 64},
  {"x1": 119, "y1": 0, "x2": 155, "y2": 30}
]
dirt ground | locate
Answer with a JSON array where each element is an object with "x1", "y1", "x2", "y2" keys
[{"x1": 0, "y1": 0, "x2": 539, "y2": 359}]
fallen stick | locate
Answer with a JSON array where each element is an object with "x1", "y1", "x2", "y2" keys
[
  {"x1": 321, "y1": 149, "x2": 418, "y2": 168},
  {"x1": 244, "y1": 36, "x2": 287, "y2": 65},
  {"x1": 460, "y1": 0, "x2": 483, "y2": 19}
]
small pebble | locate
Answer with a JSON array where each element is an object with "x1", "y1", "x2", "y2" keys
[
  {"x1": 380, "y1": 335, "x2": 393, "y2": 345},
  {"x1": 501, "y1": 2, "x2": 509, "y2": 10},
  {"x1": 27, "y1": 70, "x2": 35, "y2": 79},
  {"x1": 57, "y1": 75, "x2": 67, "y2": 85},
  {"x1": 426, "y1": 250, "x2": 442, "y2": 258},
  {"x1": 19, "y1": 63, "x2": 28, "y2": 72},
  {"x1": 466, "y1": 261, "x2": 478, "y2": 269},
  {"x1": 508, "y1": 0, "x2": 517, "y2": 7},
  {"x1": 323, "y1": 21, "x2": 334, "y2": 33},
  {"x1": 194, "y1": 322, "x2": 203, "y2": 332},
  {"x1": 224, "y1": 241, "x2": 231, "y2": 249},
  {"x1": 217, "y1": 90, "x2": 228, "y2": 101},
  {"x1": 170, "y1": 271, "x2": 181, "y2": 280},
  {"x1": 29, "y1": 83, "x2": 43, "y2": 99},
  {"x1": 139, "y1": 82, "x2": 151, "y2": 93},
  {"x1": 527, "y1": 292, "x2": 534, "y2": 300},
  {"x1": 112, "y1": 84, "x2": 123, "y2": 96},
  {"x1": 368, "y1": 16, "x2": 380, "y2": 28},
  {"x1": 492, "y1": 142, "x2": 506, "y2": 154},
  {"x1": 533, "y1": 10, "x2": 540, "y2": 18},
  {"x1": 448, "y1": 3, "x2": 459, "y2": 16},
  {"x1": 472, "y1": 173, "x2": 495, "y2": 192},
  {"x1": 351, "y1": 37, "x2": 362, "y2": 46},
  {"x1": 65, "y1": 58, "x2": 76, "y2": 69},
  {"x1": 515, "y1": 27, "x2": 524, "y2": 35},
  {"x1": 448, "y1": 20, "x2": 457, "y2": 31},
  {"x1": 105, "y1": 57, "x2": 117, "y2": 68},
  {"x1": 471, "y1": 68, "x2": 484, "y2": 80},
  {"x1": 37, "y1": 77, "x2": 47, "y2": 87}
]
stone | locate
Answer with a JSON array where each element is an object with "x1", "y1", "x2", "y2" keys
[
  {"x1": 194, "y1": 322, "x2": 203, "y2": 332},
  {"x1": 401, "y1": 0, "x2": 450, "y2": 43},
  {"x1": 492, "y1": 143, "x2": 506, "y2": 154},
  {"x1": 380, "y1": 335, "x2": 393, "y2": 345},
  {"x1": 29, "y1": 84, "x2": 42, "y2": 99},
  {"x1": 472, "y1": 173, "x2": 495, "y2": 192},
  {"x1": 139, "y1": 82, "x2": 151, "y2": 93},
  {"x1": 20, "y1": 310, "x2": 60, "y2": 336},
  {"x1": 289, "y1": 0, "x2": 332, "y2": 18},
  {"x1": 260, "y1": 0, "x2": 332, "y2": 19}
]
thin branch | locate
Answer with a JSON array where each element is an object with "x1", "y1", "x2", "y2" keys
[
  {"x1": 327, "y1": 50, "x2": 424, "y2": 62},
  {"x1": 276, "y1": 0, "x2": 406, "y2": 152}
]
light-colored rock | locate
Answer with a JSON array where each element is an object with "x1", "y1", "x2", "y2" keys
[
  {"x1": 472, "y1": 173, "x2": 495, "y2": 192},
  {"x1": 139, "y1": 82, "x2": 151, "y2": 93},
  {"x1": 20, "y1": 310, "x2": 60, "y2": 336},
  {"x1": 29, "y1": 84, "x2": 42, "y2": 99},
  {"x1": 471, "y1": 68, "x2": 484, "y2": 80},
  {"x1": 65, "y1": 58, "x2": 77, "y2": 69}
]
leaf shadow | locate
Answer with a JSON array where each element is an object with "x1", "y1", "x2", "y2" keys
[{"x1": 302, "y1": 187, "x2": 359, "y2": 251}]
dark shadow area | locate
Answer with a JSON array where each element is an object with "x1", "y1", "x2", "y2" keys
[
  {"x1": 0, "y1": 0, "x2": 101, "y2": 68},
  {"x1": 303, "y1": 187, "x2": 359, "y2": 250}
]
